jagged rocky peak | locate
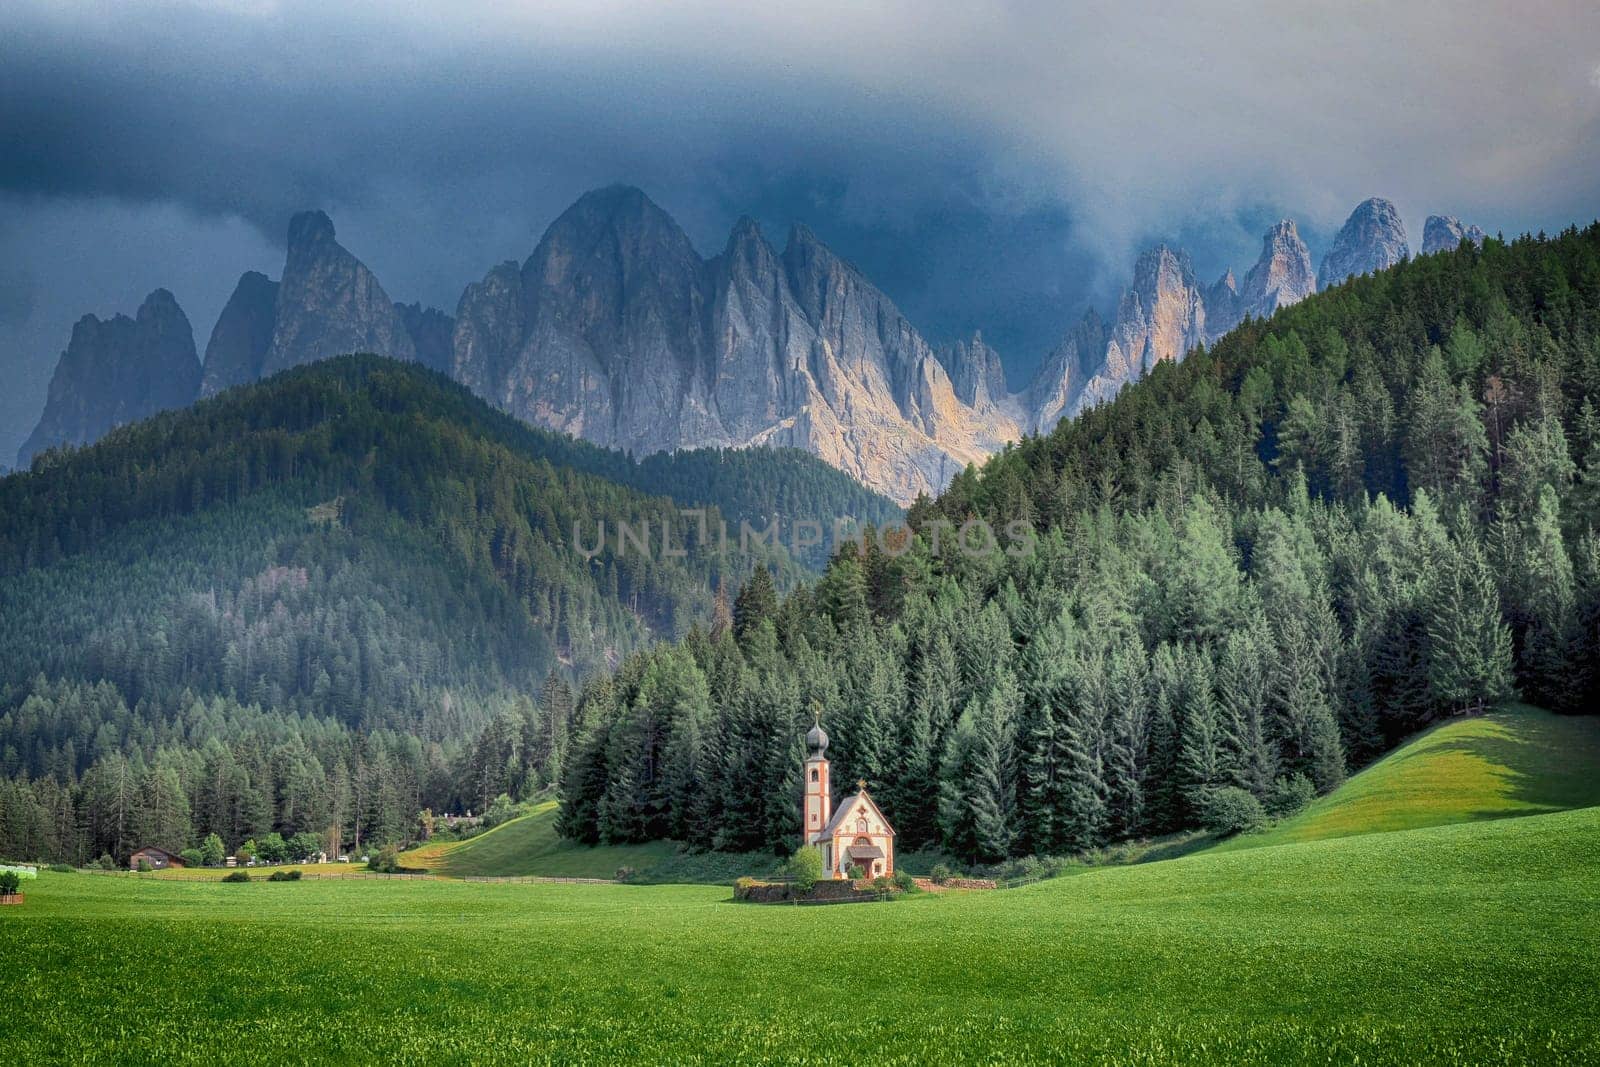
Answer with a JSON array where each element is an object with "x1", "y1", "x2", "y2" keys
[
  {"x1": 936, "y1": 331, "x2": 1009, "y2": 410},
  {"x1": 1204, "y1": 269, "x2": 1241, "y2": 335},
  {"x1": 1422, "y1": 215, "x2": 1487, "y2": 254},
  {"x1": 520, "y1": 185, "x2": 706, "y2": 358},
  {"x1": 451, "y1": 261, "x2": 525, "y2": 401},
  {"x1": 260, "y1": 210, "x2": 415, "y2": 377},
  {"x1": 1239, "y1": 218, "x2": 1315, "y2": 320},
  {"x1": 396, "y1": 302, "x2": 455, "y2": 374},
  {"x1": 1027, "y1": 308, "x2": 1108, "y2": 435},
  {"x1": 1114, "y1": 244, "x2": 1208, "y2": 373},
  {"x1": 1027, "y1": 242, "x2": 1212, "y2": 433},
  {"x1": 19, "y1": 288, "x2": 200, "y2": 466},
  {"x1": 1318, "y1": 197, "x2": 1409, "y2": 290},
  {"x1": 529, "y1": 184, "x2": 704, "y2": 296},
  {"x1": 448, "y1": 185, "x2": 1015, "y2": 503},
  {"x1": 200, "y1": 271, "x2": 279, "y2": 398}
]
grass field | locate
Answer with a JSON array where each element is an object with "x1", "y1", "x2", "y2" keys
[
  {"x1": 400, "y1": 800, "x2": 676, "y2": 879},
  {"x1": 1212, "y1": 704, "x2": 1600, "y2": 853},
  {"x1": 3, "y1": 804, "x2": 1598, "y2": 1063},
  {"x1": 399, "y1": 800, "x2": 785, "y2": 883}
]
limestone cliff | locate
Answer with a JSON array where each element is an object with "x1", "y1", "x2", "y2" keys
[
  {"x1": 450, "y1": 186, "x2": 1018, "y2": 503},
  {"x1": 1318, "y1": 198, "x2": 1410, "y2": 290}
]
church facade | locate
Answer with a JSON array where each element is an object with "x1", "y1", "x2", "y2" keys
[{"x1": 803, "y1": 720, "x2": 895, "y2": 879}]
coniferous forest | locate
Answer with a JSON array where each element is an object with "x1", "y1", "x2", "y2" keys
[
  {"x1": 3, "y1": 229, "x2": 1600, "y2": 868},
  {"x1": 557, "y1": 226, "x2": 1600, "y2": 862},
  {"x1": 0, "y1": 358, "x2": 895, "y2": 863}
]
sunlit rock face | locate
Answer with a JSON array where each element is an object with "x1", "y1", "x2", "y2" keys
[
  {"x1": 1241, "y1": 220, "x2": 1316, "y2": 319},
  {"x1": 449, "y1": 186, "x2": 1019, "y2": 504}
]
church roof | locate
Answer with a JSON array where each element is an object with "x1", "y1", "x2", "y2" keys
[
  {"x1": 846, "y1": 843, "x2": 885, "y2": 861},
  {"x1": 820, "y1": 785, "x2": 896, "y2": 839}
]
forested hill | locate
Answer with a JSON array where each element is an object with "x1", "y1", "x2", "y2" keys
[
  {"x1": 1, "y1": 356, "x2": 865, "y2": 862},
  {"x1": 559, "y1": 224, "x2": 1600, "y2": 863}
]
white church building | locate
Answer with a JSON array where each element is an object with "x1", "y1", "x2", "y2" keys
[{"x1": 803, "y1": 718, "x2": 895, "y2": 879}]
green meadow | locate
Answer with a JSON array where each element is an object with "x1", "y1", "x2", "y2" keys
[
  {"x1": 2, "y1": 805, "x2": 1597, "y2": 1063},
  {"x1": 1209, "y1": 704, "x2": 1600, "y2": 854},
  {"x1": 7, "y1": 706, "x2": 1600, "y2": 1063}
]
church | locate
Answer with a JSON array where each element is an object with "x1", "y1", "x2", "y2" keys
[{"x1": 803, "y1": 718, "x2": 895, "y2": 879}]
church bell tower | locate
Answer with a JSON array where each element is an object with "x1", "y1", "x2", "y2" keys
[{"x1": 803, "y1": 712, "x2": 831, "y2": 846}]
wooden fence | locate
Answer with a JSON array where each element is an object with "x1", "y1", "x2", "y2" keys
[{"x1": 463, "y1": 875, "x2": 616, "y2": 885}]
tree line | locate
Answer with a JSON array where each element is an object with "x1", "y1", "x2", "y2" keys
[
  {"x1": 0, "y1": 672, "x2": 574, "y2": 864},
  {"x1": 558, "y1": 225, "x2": 1600, "y2": 862}
]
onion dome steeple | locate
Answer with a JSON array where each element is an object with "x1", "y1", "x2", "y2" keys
[{"x1": 806, "y1": 708, "x2": 829, "y2": 756}]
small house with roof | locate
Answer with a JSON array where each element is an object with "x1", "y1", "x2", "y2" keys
[
  {"x1": 129, "y1": 845, "x2": 185, "y2": 871},
  {"x1": 803, "y1": 718, "x2": 894, "y2": 879}
]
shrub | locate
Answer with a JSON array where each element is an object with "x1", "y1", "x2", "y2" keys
[
  {"x1": 892, "y1": 870, "x2": 917, "y2": 893},
  {"x1": 784, "y1": 846, "x2": 824, "y2": 894},
  {"x1": 267, "y1": 869, "x2": 302, "y2": 882},
  {"x1": 180, "y1": 848, "x2": 204, "y2": 868},
  {"x1": 871, "y1": 875, "x2": 893, "y2": 894},
  {"x1": 368, "y1": 844, "x2": 400, "y2": 874},
  {"x1": 615, "y1": 866, "x2": 637, "y2": 883},
  {"x1": 1268, "y1": 773, "x2": 1318, "y2": 818},
  {"x1": 482, "y1": 793, "x2": 520, "y2": 829},
  {"x1": 845, "y1": 863, "x2": 865, "y2": 881},
  {"x1": 221, "y1": 871, "x2": 251, "y2": 883},
  {"x1": 929, "y1": 863, "x2": 953, "y2": 885},
  {"x1": 257, "y1": 832, "x2": 288, "y2": 865},
  {"x1": 137, "y1": 859, "x2": 152, "y2": 873},
  {"x1": 1200, "y1": 786, "x2": 1268, "y2": 836},
  {"x1": 0, "y1": 871, "x2": 20, "y2": 895},
  {"x1": 200, "y1": 833, "x2": 226, "y2": 867},
  {"x1": 96, "y1": 854, "x2": 117, "y2": 871},
  {"x1": 287, "y1": 831, "x2": 322, "y2": 863},
  {"x1": 48, "y1": 864, "x2": 73, "y2": 874}
]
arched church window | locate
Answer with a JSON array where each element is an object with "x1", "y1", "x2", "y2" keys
[
  {"x1": 856, "y1": 817, "x2": 867, "y2": 833},
  {"x1": 810, "y1": 768, "x2": 819, "y2": 783}
]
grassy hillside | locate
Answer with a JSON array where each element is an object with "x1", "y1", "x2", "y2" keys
[
  {"x1": 4, "y1": 806, "x2": 1597, "y2": 1062},
  {"x1": 401, "y1": 801, "x2": 779, "y2": 883},
  {"x1": 1213, "y1": 704, "x2": 1600, "y2": 853},
  {"x1": 403, "y1": 801, "x2": 676, "y2": 879}
]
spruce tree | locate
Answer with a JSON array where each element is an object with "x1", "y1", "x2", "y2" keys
[
  {"x1": 1515, "y1": 486, "x2": 1576, "y2": 706},
  {"x1": 1101, "y1": 639, "x2": 1148, "y2": 837},
  {"x1": 1426, "y1": 538, "x2": 1516, "y2": 714},
  {"x1": 1056, "y1": 650, "x2": 1109, "y2": 851}
]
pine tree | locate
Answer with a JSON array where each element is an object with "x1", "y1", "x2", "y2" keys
[
  {"x1": 1176, "y1": 647, "x2": 1227, "y2": 806},
  {"x1": 938, "y1": 693, "x2": 1013, "y2": 864},
  {"x1": 1101, "y1": 639, "x2": 1147, "y2": 837},
  {"x1": 733, "y1": 566, "x2": 778, "y2": 643},
  {"x1": 1515, "y1": 486, "x2": 1576, "y2": 706},
  {"x1": 1426, "y1": 537, "x2": 1516, "y2": 714},
  {"x1": 1215, "y1": 623, "x2": 1277, "y2": 797},
  {"x1": 1056, "y1": 650, "x2": 1109, "y2": 851}
]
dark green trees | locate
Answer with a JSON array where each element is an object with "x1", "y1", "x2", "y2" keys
[{"x1": 554, "y1": 224, "x2": 1600, "y2": 865}]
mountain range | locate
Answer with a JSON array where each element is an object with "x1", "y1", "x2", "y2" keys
[{"x1": 15, "y1": 190, "x2": 1488, "y2": 502}]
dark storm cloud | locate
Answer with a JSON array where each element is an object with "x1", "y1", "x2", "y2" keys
[{"x1": 3, "y1": 0, "x2": 1599, "y2": 458}]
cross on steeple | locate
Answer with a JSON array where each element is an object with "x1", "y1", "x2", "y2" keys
[{"x1": 857, "y1": 778, "x2": 867, "y2": 791}]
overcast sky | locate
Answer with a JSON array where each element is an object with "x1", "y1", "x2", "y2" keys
[{"x1": 4, "y1": 0, "x2": 1599, "y2": 463}]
